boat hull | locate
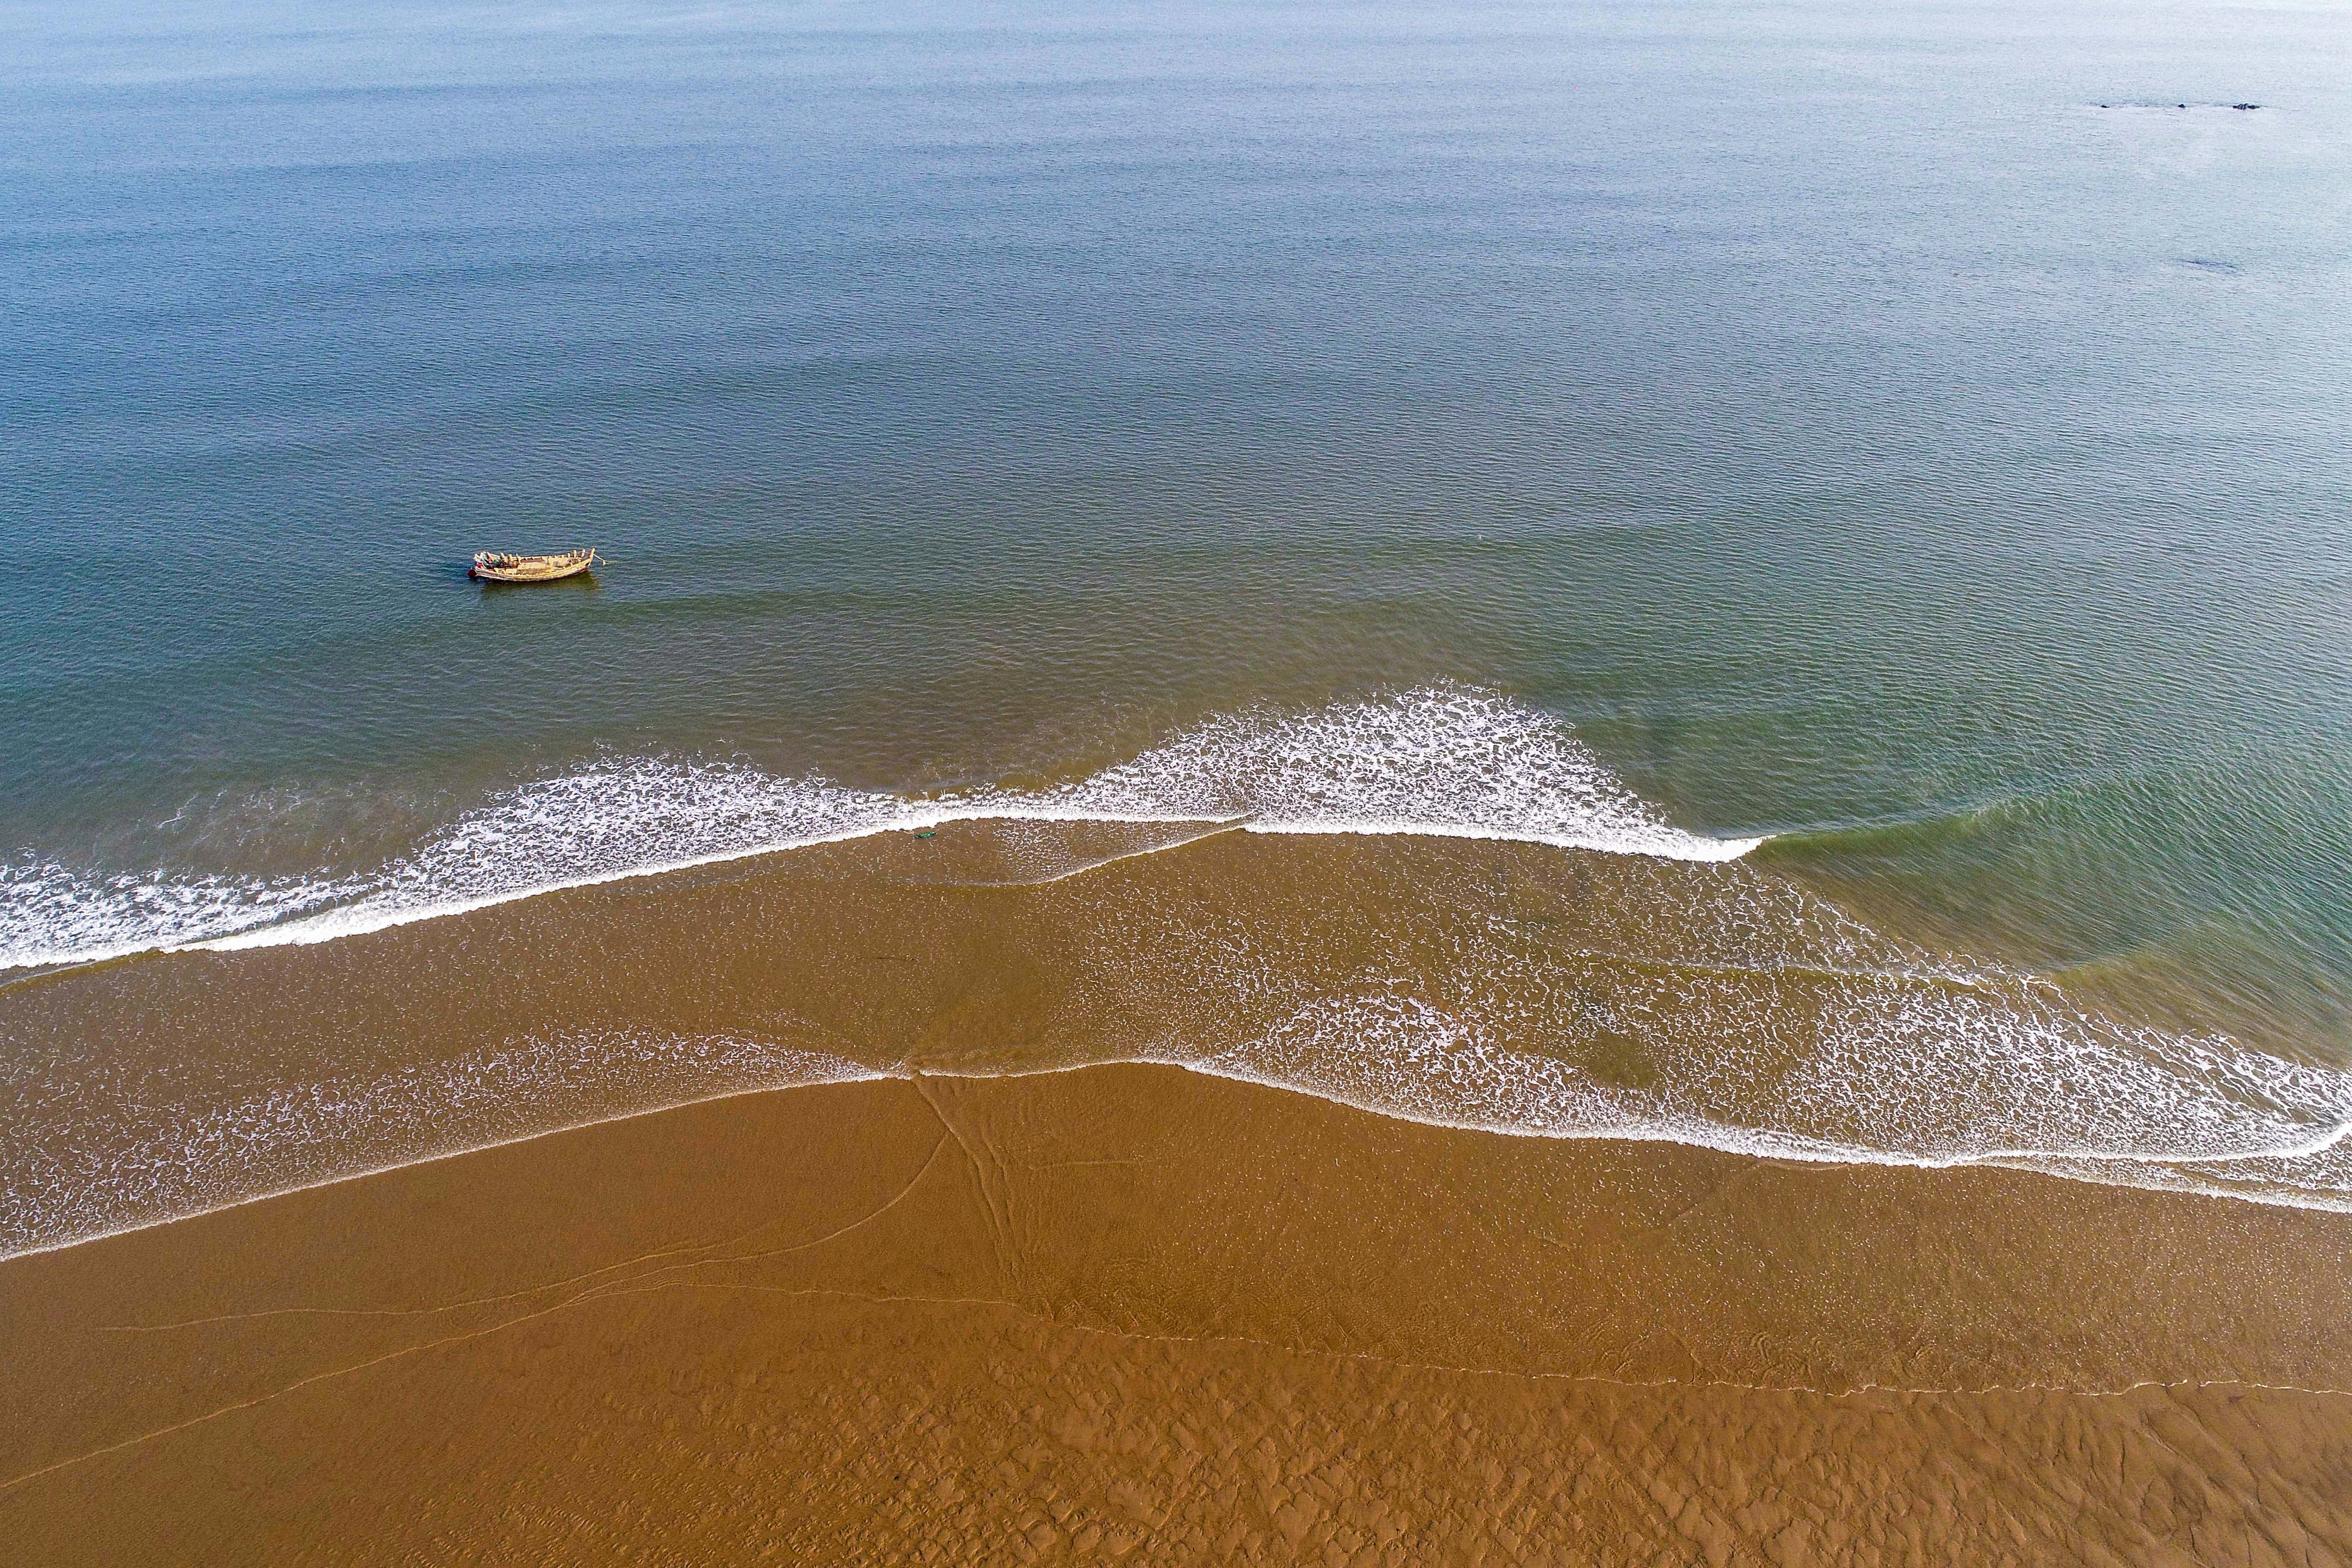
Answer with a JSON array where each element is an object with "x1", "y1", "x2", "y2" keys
[{"x1": 470, "y1": 548, "x2": 597, "y2": 583}]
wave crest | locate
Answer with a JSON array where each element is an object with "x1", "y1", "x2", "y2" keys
[{"x1": 4, "y1": 686, "x2": 1758, "y2": 968}]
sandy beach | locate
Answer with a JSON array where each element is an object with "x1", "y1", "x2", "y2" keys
[
  {"x1": 12, "y1": 1, "x2": 2352, "y2": 1555},
  {"x1": 7, "y1": 1061, "x2": 2349, "y2": 1562}
]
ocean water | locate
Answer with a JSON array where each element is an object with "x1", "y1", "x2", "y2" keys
[{"x1": 8, "y1": 0, "x2": 2352, "y2": 1250}]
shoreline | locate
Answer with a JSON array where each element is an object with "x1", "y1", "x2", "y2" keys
[
  {"x1": 4, "y1": 686, "x2": 1771, "y2": 974},
  {"x1": 8, "y1": 1060, "x2": 2351, "y2": 1559},
  {"x1": 6, "y1": 808, "x2": 1767, "y2": 974},
  {"x1": 13, "y1": 1041, "x2": 2352, "y2": 1270}
]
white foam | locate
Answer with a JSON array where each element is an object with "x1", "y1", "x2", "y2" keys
[
  {"x1": 2, "y1": 686, "x2": 1759, "y2": 968},
  {"x1": 1195, "y1": 980, "x2": 2340, "y2": 1158},
  {"x1": 1071, "y1": 864, "x2": 2352, "y2": 1212},
  {"x1": 0, "y1": 859, "x2": 366, "y2": 970},
  {"x1": 41, "y1": 1005, "x2": 2339, "y2": 1268},
  {"x1": 1142, "y1": 1054, "x2": 2352, "y2": 1212},
  {"x1": 1040, "y1": 686, "x2": 1762, "y2": 862},
  {"x1": 11, "y1": 977, "x2": 2352, "y2": 1260},
  {"x1": 16, "y1": 684, "x2": 2352, "y2": 1244},
  {"x1": 0, "y1": 1030, "x2": 878, "y2": 1260}
]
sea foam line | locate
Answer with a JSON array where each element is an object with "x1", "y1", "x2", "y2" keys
[
  {"x1": 11, "y1": 1051, "x2": 2348, "y2": 1267},
  {"x1": 199, "y1": 807, "x2": 1250, "y2": 954},
  {"x1": 1152, "y1": 1056, "x2": 2352, "y2": 1188},
  {"x1": 0, "y1": 1043, "x2": 888, "y2": 1263},
  {"x1": 195, "y1": 807, "x2": 1759, "y2": 957},
  {"x1": 5, "y1": 686, "x2": 1763, "y2": 969}
]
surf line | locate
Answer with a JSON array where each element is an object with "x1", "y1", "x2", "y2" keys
[
  {"x1": 185, "y1": 807, "x2": 1252, "y2": 955},
  {"x1": 0, "y1": 1050, "x2": 893, "y2": 1265},
  {"x1": 5, "y1": 809, "x2": 1765, "y2": 973},
  {"x1": 1118, "y1": 1056, "x2": 2352, "y2": 1190},
  {"x1": 12, "y1": 1049, "x2": 2351, "y2": 1268}
]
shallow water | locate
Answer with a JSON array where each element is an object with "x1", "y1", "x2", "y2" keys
[
  {"x1": 7, "y1": 0, "x2": 2352, "y2": 1250},
  {"x1": 11, "y1": 815, "x2": 2352, "y2": 1259}
]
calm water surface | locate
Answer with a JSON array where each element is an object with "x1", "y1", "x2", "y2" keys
[{"x1": 5, "y1": 3, "x2": 2351, "y2": 1068}]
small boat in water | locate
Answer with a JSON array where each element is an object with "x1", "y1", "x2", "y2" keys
[{"x1": 470, "y1": 548, "x2": 597, "y2": 583}]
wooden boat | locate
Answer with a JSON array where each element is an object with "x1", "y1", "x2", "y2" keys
[{"x1": 470, "y1": 548, "x2": 597, "y2": 583}]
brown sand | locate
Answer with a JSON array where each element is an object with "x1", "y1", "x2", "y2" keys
[
  {"x1": 5, "y1": 1062, "x2": 2350, "y2": 1564},
  {"x1": 12, "y1": 825, "x2": 2303, "y2": 1259}
]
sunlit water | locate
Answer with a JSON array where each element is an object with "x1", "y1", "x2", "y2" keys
[{"x1": 7, "y1": 0, "x2": 2352, "y2": 1248}]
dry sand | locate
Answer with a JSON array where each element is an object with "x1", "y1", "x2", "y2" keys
[{"x1": 5, "y1": 1062, "x2": 2350, "y2": 1563}]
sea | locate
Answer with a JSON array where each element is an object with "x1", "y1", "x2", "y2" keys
[{"x1": 7, "y1": 0, "x2": 2352, "y2": 1255}]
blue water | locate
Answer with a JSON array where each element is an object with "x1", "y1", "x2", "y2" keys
[{"x1": 6, "y1": 0, "x2": 2352, "y2": 1063}]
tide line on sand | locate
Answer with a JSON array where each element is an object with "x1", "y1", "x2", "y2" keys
[{"x1": 10, "y1": 1049, "x2": 2350, "y2": 1268}]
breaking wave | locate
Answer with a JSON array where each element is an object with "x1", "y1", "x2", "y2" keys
[
  {"x1": 12, "y1": 683, "x2": 2350, "y2": 1255},
  {"x1": 2, "y1": 686, "x2": 1758, "y2": 970}
]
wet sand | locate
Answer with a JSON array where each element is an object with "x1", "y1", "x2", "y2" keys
[
  {"x1": 14, "y1": 824, "x2": 2336, "y2": 1260},
  {"x1": 6, "y1": 1062, "x2": 2350, "y2": 1563}
]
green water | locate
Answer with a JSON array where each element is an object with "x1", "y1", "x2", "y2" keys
[{"x1": 5, "y1": 2, "x2": 2351, "y2": 1068}]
